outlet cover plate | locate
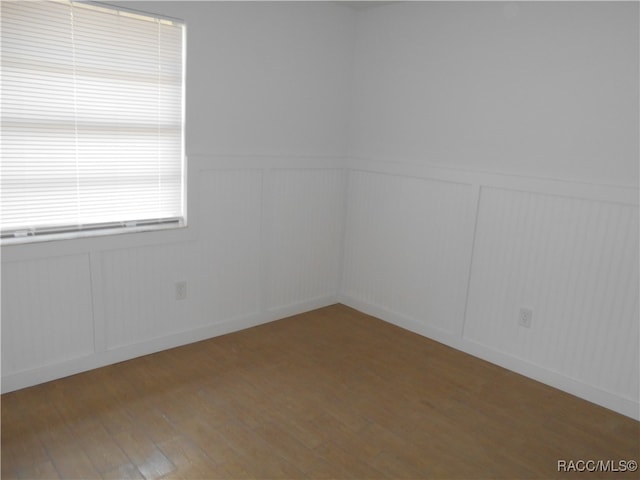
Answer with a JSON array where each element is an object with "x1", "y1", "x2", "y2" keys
[
  {"x1": 175, "y1": 281, "x2": 187, "y2": 300},
  {"x1": 518, "y1": 307, "x2": 533, "y2": 328}
]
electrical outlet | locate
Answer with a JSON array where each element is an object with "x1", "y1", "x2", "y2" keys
[
  {"x1": 518, "y1": 307, "x2": 533, "y2": 328},
  {"x1": 175, "y1": 281, "x2": 187, "y2": 300}
]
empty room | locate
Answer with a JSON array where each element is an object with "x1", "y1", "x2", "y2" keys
[{"x1": 1, "y1": 0, "x2": 638, "y2": 478}]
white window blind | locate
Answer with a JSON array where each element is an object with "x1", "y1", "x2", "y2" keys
[{"x1": 1, "y1": 0, "x2": 185, "y2": 242}]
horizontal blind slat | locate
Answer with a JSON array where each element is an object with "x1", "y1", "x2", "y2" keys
[{"x1": 1, "y1": 0, "x2": 185, "y2": 238}]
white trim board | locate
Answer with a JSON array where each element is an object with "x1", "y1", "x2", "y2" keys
[
  {"x1": 347, "y1": 157, "x2": 639, "y2": 206},
  {"x1": 1, "y1": 295, "x2": 338, "y2": 394},
  {"x1": 339, "y1": 294, "x2": 640, "y2": 421}
]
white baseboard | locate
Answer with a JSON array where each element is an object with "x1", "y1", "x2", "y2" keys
[
  {"x1": 0, "y1": 313, "x2": 257, "y2": 393},
  {"x1": 4, "y1": 293, "x2": 637, "y2": 422},
  {"x1": 266, "y1": 294, "x2": 339, "y2": 320},
  {"x1": 1, "y1": 295, "x2": 338, "y2": 394},
  {"x1": 338, "y1": 294, "x2": 640, "y2": 421}
]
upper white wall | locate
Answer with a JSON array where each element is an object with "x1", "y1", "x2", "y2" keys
[
  {"x1": 349, "y1": 2, "x2": 639, "y2": 186},
  {"x1": 119, "y1": 1, "x2": 356, "y2": 158}
]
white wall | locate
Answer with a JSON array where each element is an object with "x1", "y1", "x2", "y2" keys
[
  {"x1": 132, "y1": 1, "x2": 356, "y2": 157},
  {"x1": 349, "y1": 1, "x2": 639, "y2": 186},
  {"x1": 1, "y1": 2, "x2": 353, "y2": 391},
  {"x1": 341, "y1": 1, "x2": 639, "y2": 418},
  {"x1": 2, "y1": 1, "x2": 638, "y2": 420}
]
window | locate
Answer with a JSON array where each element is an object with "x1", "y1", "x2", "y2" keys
[{"x1": 1, "y1": 0, "x2": 186, "y2": 243}]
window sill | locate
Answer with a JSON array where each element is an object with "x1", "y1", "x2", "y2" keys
[{"x1": 1, "y1": 222, "x2": 197, "y2": 262}]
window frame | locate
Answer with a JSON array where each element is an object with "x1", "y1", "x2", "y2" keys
[{"x1": 0, "y1": 0, "x2": 188, "y2": 246}]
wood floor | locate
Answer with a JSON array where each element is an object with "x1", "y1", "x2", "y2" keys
[{"x1": 2, "y1": 304, "x2": 638, "y2": 479}]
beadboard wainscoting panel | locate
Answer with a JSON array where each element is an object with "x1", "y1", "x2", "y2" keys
[
  {"x1": 464, "y1": 187, "x2": 640, "y2": 403},
  {"x1": 1, "y1": 255, "x2": 94, "y2": 375},
  {"x1": 197, "y1": 169, "x2": 263, "y2": 324},
  {"x1": 101, "y1": 242, "x2": 200, "y2": 350},
  {"x1": 265, "y1": 169, "x2": 345, "y2": 314},
  {"x1": 342, "y1": 170, "x2": 473, "y2": 335}
]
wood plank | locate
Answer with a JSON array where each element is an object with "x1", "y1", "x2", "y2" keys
[{"x1": 1, "y1": 304, "x2": 637, "y2": 479}]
